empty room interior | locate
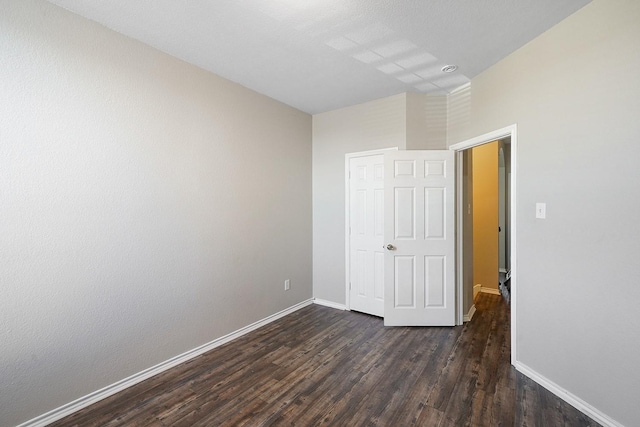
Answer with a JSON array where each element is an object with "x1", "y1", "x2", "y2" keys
[{"x1": 2, "y1": 0, "x2": 639, "y2": 426}]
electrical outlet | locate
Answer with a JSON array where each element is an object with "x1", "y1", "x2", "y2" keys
[{"x1": 284, "y1": 279, "x2": 290, "y2": 291}]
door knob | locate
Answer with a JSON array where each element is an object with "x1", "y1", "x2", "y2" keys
[{"x1": 385, "y1": 244, "x2": 396, "y2": 250}]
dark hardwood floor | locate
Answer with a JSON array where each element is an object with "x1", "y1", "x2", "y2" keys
[{"x1": 49, "y1": 294, "x2": 600, "y2": 426}]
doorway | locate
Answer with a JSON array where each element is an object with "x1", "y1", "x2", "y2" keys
[
  {"x1": 346, "y1": 152, "x2": 385, "y2": 317},
  {"x1": 344, "y1": 148, "x2": 397, "y2": 317},
  {"x1": 465, "y1": 139, "x2": 511, "y2": 301},
  {"x1": 450, "y1": 124, "x2": 517, "y2": 363},
  {"x1": 470, "y1": 141, "x2": 502, "y2": 299}
]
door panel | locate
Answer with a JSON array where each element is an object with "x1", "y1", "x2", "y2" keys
[
  {"x1": 384, "y1": 150, "x2": 455, "y2": 326},
  {"x1": 425, "y1": 188, "x2": 445, "y2": 239},
  {"x1": 394, "y1": 256, "x2": 415, "y2": 308},
  {"x1": 349, "y1": 154, "x2": 384, "y2": 317},
  {"x1": 425, "y1": 256, "x2": 445, "y2": 307},
  {"x1": 394, "y1": 188, "x2": 415, "y2": 239}
]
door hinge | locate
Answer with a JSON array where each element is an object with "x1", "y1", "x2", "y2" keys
[{"x1": 349, "y1": 282, "x2": 352, "y2": 290}]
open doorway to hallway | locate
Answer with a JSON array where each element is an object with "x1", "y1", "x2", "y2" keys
[
  {"x1": 463, "y1": 137, "x2": 512, "y2": 307},
  {"x1": 451, "y1": 124, "x2": 517, "y2": 345}
]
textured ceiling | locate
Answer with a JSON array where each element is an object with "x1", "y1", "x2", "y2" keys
[{"x1": 46, "y1": 0, "x2": 591, "y2": 114}]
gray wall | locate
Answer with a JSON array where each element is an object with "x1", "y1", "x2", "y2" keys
[
  {"x1": 0, "y1": 1, "x2": 312, "y2": 425},
  {"x1": 448, "y1": 0, "x2": 640, "y2": 425}
]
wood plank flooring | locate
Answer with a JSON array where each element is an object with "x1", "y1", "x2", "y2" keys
[{"x1": 49, "y1": 294, "x2": 600, "y2": 426}]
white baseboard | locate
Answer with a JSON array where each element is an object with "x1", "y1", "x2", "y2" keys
[
  {"x1": 473, "y1": 284, "x2": 481, "y2": 299},
  {"x1": 17, "y1": 298, "x2": 314, "y2": 427},
  {"x1": 313, "y1": 298, "x2": 346, "y2": 310},
  {"x1": 474, "y1": 284, "x2": 500, "y2": 298},
  {"x1": 514, "y1": 361, "x2": 623, "y2": 427},
  {"x1": 463, "y1": 304, "x2": 476, "y2": 322}
]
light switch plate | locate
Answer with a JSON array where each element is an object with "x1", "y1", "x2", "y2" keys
[{"x1": 536, "y1": 202, "x2": 546, "y2": 219}]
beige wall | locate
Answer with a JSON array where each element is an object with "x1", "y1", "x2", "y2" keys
[
  {"x1": 448, "y1": 0, "x2": 640, "y2": 425},
  {"x1": 0, "y1": 1, "x2": 312, "y2": 425},
  {"x1": 406, "y1": 93, "x2": 448, "y2": 150},
  {"x1": 472, "y1": 142, "x2": 499, "y2": 291}
]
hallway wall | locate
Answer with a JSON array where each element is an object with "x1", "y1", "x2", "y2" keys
[{"x1": 472, "y1": 142, "x2": 499, "y2": 291}]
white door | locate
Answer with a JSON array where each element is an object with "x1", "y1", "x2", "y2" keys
[
  {"x1": 348, "y1": 154, "x2": 385, "y2": 317},
  {"x1": 383, "y1": 150, "x2": 455, "y2": 326}
]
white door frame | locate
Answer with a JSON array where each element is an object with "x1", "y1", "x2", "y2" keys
[
  {"x1": 449, "y1": 124, "x2": 517, "y2": 364},
  {"x1": 345, "y1": 147, "x2": 398, "y2": 311}
]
